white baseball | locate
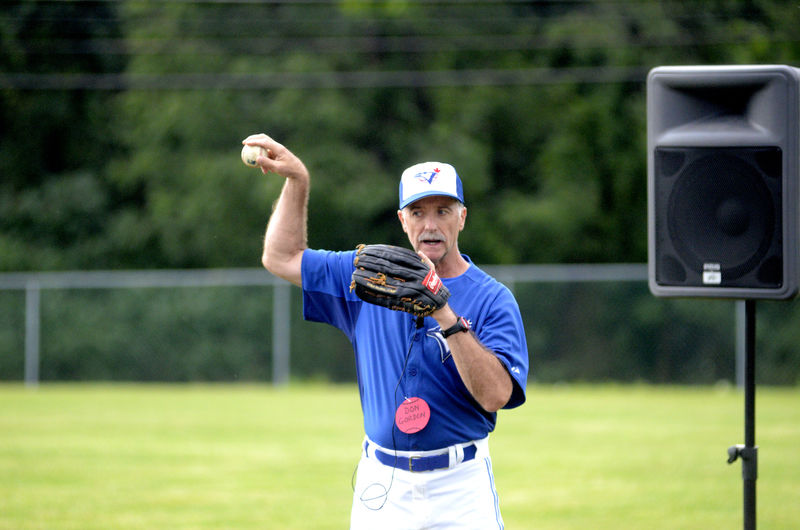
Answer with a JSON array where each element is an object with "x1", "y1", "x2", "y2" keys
[{"x1": 241, "y1": 144, "x2": 267, "y2": 167}]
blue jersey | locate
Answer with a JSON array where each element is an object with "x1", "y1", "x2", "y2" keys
[{"x1": 301, "y1": 248, "x2": 529, "y2": 451}]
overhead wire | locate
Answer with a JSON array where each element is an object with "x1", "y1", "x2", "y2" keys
[
  {"x1": 0, "y1": 0, "x2": 788, "y2": 90},
  {"x1": 0, "y1": 66, "x2": 652, "y2": 90}
]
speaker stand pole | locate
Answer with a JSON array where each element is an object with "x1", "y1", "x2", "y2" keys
[{"x1": 727, "y1": 299, "x2": 758, "y2": 530}]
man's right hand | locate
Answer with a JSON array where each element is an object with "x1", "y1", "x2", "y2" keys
[{"x1": 242, "y1": 133, "x2": 309, "y2": 182}]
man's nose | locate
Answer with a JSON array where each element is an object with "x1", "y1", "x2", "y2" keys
[{"x1": 422, "y1": 216, "x2": 438, "y2": 231}]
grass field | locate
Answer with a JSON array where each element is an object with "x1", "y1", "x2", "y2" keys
[{"x1": 0, "y1": 383, "x2": 798, "y2": 529}]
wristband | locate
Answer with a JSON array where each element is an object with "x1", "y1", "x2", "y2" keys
[{"x1": 441, "y1": 316, "x2": 470, "y2": 338}]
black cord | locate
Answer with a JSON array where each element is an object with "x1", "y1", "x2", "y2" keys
[{"x1": 352, "y1": 315, "x2": 420, "y2": 511}]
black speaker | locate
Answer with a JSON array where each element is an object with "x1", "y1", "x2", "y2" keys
[{"x1": 647, "y1": 65, "x2": 800, "y2": 299}]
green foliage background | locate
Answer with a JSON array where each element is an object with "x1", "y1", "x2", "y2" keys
[
  {"x1": 9, "y1": 0, "x2": 800, "y2": 270},
  {"x1": 2, "y1": 1, "x2": 800, "y2": 384}
]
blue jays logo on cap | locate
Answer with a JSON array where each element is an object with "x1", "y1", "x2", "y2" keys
[
  {"x1": 399, "y1": 162, "x2": 464, "y2": 209},
  {"x1": 415, "y1": 167, "x2": 441, "y2": 185}
]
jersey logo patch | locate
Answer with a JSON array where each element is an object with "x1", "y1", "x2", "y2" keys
[
  {"x1": 427, "y1": 318, "x2": 472, "y2": 363},
  {"x1": 427, "y1": 328, "x2": 451, "y2": 363}
]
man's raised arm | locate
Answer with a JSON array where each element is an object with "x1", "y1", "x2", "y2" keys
[{"x1": 243, "y1": 134, "x2": 309, "y2": 287}]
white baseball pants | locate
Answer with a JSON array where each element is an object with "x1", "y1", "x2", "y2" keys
[{"x1": 349, "y1": 437, "x2": 504, "y2": 529}]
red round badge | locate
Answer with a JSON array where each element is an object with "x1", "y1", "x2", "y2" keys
[{"x1": 395, "y1": 397, "x2": 431, "y2": 434}]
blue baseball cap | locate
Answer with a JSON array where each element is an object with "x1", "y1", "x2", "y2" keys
[{"x1": 398, "y1": 162, "x2": 464, "y2": 209}]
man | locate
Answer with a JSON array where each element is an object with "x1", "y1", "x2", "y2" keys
[{"x1": 246, "y1": 133, "x2": 529, "y2": 529}]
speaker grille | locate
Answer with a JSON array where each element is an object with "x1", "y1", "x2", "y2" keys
[{"x1": 654, "y1": 147, "x2": 783, "y2": 288}]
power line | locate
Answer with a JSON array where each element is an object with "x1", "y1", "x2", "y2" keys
[
  {"x1": 12, "y1": 33, "x2": 792, "y2": 56},
  {"x1": 0, "y1": 11, "x2": 745, "y2": 38},
  {"x1": 17, "y1": 0, "x2": 615, "y2": 4},
  {"x1": 1, "y1": 0, "x2": 780, "y2": 90},
  {"x1": 0, "y1": 1, "x2": 752, "y2": 38},
  {"x1": 0, "y1": 66, "x2": 649, "y2": 90}
]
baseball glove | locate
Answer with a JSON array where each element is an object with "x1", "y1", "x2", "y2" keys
[{"x1": 350, "y1": 244, "x2": 450, "y2": 317}]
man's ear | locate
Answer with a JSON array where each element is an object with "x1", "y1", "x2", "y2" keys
[
  {"x1": 397, "y1": 209, "x2": 408, "y2": 233},
  {"x1": 459, "y1": 206, "x2": 467, "y2": 231}
]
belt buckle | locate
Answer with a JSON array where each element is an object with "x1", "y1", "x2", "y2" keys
[{"x1": 408, "y1": 455, "x2": 421, "y2": 472}]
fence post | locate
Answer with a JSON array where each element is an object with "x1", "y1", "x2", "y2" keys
[
  {"x1": 24, "y1": 281, "x2": 41, "y2": 387},
  {"x1": 272, "y1": 281, "x2": 291, "y2": 386}
]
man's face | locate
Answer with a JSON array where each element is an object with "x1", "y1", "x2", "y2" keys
[{"x1": 398, "y1": 196, "x2": 466, "y2": 265}]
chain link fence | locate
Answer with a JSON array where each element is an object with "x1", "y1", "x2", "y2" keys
[{"x1": 2, "y1": 265, "x2": 798, "y2": 386}]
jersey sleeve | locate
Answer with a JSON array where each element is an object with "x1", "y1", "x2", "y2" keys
[{"x1": 301, "y1": 248, "x2": 362, "y2": 338}]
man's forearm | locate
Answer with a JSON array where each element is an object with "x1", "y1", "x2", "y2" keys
[
  {"x1": 262, "y1": 175, "x2": 309, "y2": 286},
  {"x1": 448, "y1": 332, "x2": 513, "y2": 413},
  {"x1": 243, "y1": 133, "x2": 311, "y2": 287},
  {"x1": 435, "y1": 307, "x2": 514, "y2": 413}
]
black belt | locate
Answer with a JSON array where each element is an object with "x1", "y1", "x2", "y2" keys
[{"x1": 365, "y1": 440, "x2": 478, "y2": 472}]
